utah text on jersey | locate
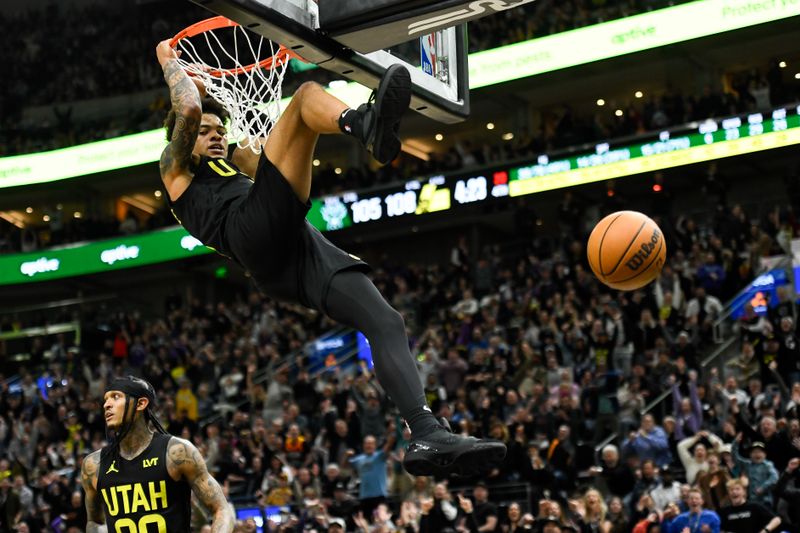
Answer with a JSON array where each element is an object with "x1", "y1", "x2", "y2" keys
[{"x1": 101, "y1": 480, "x2": 169, "y2": 519}]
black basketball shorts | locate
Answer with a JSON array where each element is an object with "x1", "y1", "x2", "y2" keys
[{"x1": 224, "y1": 154, "x2": 369, "y2": 313}]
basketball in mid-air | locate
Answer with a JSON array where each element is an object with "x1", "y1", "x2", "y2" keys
[{"x1": 587, "y1": 210, "x2": 666, "y2": 291}]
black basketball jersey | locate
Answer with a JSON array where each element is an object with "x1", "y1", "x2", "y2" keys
[
  {"x1": 96, "y1": 433, "x2": 191, "y2": 533},
  {"x1": 168, "y1": 156, "x2": 253, "y2": 257}
]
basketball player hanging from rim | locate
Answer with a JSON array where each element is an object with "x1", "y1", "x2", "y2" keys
[
  {"x1": 155, "y1": 37, "x2": 506, "y2": 477},
  {"x1": 80, "y1": 376, "x2": 235, "y2": 532}
]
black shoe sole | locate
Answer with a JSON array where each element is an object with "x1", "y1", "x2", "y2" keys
[
  {"x1": 370, "y1": 64, "x2": 411, "y2": 164},
  {"x1": 403, "y1": 442, "x2": 507, "y2": 477}
]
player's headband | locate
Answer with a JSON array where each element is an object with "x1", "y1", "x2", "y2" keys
[{"x1": 105, "y1": 376, "x2": 156, "y2": 405}]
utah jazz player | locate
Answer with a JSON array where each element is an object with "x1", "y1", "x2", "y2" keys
[
  {"x1": 155, "y1": 35, "x2": 506, "y2": 477},
  {"x1": 80, "y1": 376, "x2": 234, "y2": 532}
]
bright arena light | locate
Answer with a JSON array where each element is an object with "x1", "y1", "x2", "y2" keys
[
  {"x1": 43, "y1": 215, "x2": 50, "y2": 222},
  {"x1": 486, "y1": 122, "x2": 495, "y2": 130},
  {"x1": 25, "y1": 207, "x2": 33, "y2": 214},
  {"x1": 635, "y1": 91, "x2": 644, "y2": 98},
  {"x1": 615, "y1": 109, "x2": 624, "y2": 117},
  {"x1": 435, "y1": 134, "x2": 444, "y2": 141},
  {"x1": 154, "y1": 190, "x2": 162, "y2": 198},
  {"x1": 73, "y1": 212, "x2": 82, "y2": 219},
  {"x1": 313, "y1": 159, "x2": 321, "y2": 167},
  {"x1": 779, "y1": 61, "x2": 787, "y2": 68},
  {"x1": 596, "y1": 99, "x2": 605, "y2": 106},
  {"x1": 334, "y1": 167, "x2": 342, "y2": 175},
  {"x1": 502, "y1": 132, "x2": 515, "y2": 141}
]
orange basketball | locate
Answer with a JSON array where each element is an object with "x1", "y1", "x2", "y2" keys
[{"x1": 587, "y1": 210, "x2": 666, "y2": 291}]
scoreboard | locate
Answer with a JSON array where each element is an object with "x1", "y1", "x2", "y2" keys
[{"x1": 306, "y1": 170, "x2": 511, "y2": 231}]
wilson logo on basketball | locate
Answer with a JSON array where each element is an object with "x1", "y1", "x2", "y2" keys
[{"x1": 626, "y1": 229, "x2": 661, "y2": 271}]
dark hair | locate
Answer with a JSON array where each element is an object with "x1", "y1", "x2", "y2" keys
[
  {"x1": 163, "y1": 97, "x2": 230, "y2": 142},
  {"x1": 101, "y1": 376, "x2": 168, "y2": 462}
]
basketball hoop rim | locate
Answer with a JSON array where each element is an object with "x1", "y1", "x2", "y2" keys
[{"x1": 170, "y1": 16, "x2": 300, "y2": 77}]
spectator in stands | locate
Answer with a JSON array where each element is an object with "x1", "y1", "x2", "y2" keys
[
  {"x1": 623, "y1": 414, "x2": 672, "y2": 467},
  {"x1": 677, "y1": 430, "x2": 724, "y2": 484},
  {"x1": 265, "y1": 472, "x2": 293, "y2": 505},
  {"x1": 672, "y1": 371, "x2": 703, "y2": 440},
  {"x1": 419, "y1": 483, "x2": 457, "y2": 532},
  {"x1": 471, "y1": 481, "x2": 498, "y2": 532},
  {"x1": 685, "y1": 287, "x2": 723, "y2": 342},
  {"x1": 547, "y1": 425, "x2": 575, "y2": 486},
  {"x1": 718, "y1": 477, "x2": 781, "y2": 533},
  {"x1": 347, "y1": 426, "x2": 396, "y2": 515},
  {"x1": 731, "y1": 398, "x2": 795, "y2": 471},
  {"x1": 650, "y1": 466, "x2": 682, "y2": 513},
  {"x1": 0, "y1": 476, "x2": 20, "y2": 531},
  {"x1": 696, "y1": 252, "x2": 726, "y2": 297},
  {"x1": 327, "y1": 517, "x2": 346, "y2": 532},
  {"x1": 175, "y1": 377, "x2": 198, "y2": 421},
  {"x1": 696, "y1": 451, "x2": 732, "y2": 511},
  {"x1": 778, "y1": 317, "x2": 800, "y2": 384},
  {"x1": 732, "y1": 436, "x2": 779, "y2": 508},
  {"x1": 328, "y1": 481, "x2": 358, "y2": 526},
  {"x1": 569, "y1": 488, "x2": 607, "y2": 531},
  {"x1": 604, "y1": 496, "x2": 628, "y2": 533},
  {"x1": 438, "y1": 348, "x2": 469, "y2": 397},
  {"x1": 663, "y1": 488, "x2": 720, "y2": 533},
  {"x1": 631, "y1": 460, "x2": 661, "y2": 510},
  {"x1": 594, "y1": 444, "x2": 636, "y2": 499},
  {"x1": 776, "y1": 457, "x2": 800, "y2": 527}
]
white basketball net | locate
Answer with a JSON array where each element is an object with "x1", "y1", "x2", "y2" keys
[{"x1": 173, "y1": 20, "x2": 292, "y2": 153}]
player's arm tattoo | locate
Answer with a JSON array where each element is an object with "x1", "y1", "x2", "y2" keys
[
  {"x1": 161, "y1": 59, "x2": 201, "y2": 176},
  {"x1": 168, "y1": 438, "x2": 234, "y2": 533},
  {"x1": 81, "y1": 451, "x2": 107, "y2": 532}
]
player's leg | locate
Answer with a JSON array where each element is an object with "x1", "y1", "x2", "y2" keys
[
  {"x1": 262, "y1": 82, "x2": 340, "y2": 203},
  {"x1": 325, "y1": 269, "x2": 437, "y2": 435},
  {"x1": 325, "y1": 270, "x2": 507, "y2": 476},
  {"x1": 263, "y1": 65, "x2": 411, "y2": 203}
]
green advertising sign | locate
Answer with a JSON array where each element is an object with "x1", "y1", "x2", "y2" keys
[
  {"x1": 508, "y1": 109, "x2": 800, "y2": 196},
  {"x1": 0, "y1": 130, "x2": 167, "y2": 189},
  {"x1": 0, "y1": 0, "x2": 797, "y2": 189},
  {"x1": 469, "y1": 0, "x2": 800, "y2": 89},
  {"x1": 0, "y1": 226, "x2": 213, "y2": 286}
]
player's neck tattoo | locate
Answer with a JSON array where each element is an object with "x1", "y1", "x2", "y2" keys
[{"x1": 119, "y1": 418, "x2": 154, "y2": 460}]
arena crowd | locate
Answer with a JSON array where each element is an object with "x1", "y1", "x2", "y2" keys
[{"x1": 1, "y1": 188, "x2": 800, "y2": 532}]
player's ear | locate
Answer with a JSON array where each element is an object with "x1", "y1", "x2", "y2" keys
[{"x1": 136, "y1": 397, "x2": 150, "y2": 412}]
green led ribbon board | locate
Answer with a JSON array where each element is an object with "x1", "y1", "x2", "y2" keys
[{"x1": 0, "y1": 226, "x2": 212, "y2": 286}]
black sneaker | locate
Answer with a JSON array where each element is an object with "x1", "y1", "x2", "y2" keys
[
  {"x1": 403, "y1": 419, "x2": 507, "y2": 477},
  {"x1": 357, "y1": 64, "x2": 411, "y2": 165}
]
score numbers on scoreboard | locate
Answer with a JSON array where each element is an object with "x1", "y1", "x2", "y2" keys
[
  {"x1": 310, "y1": 170, "x2": 511, "y2": 231},
  {"x1": 349, "y1": 180, "x2": 422, "y2": 224}
]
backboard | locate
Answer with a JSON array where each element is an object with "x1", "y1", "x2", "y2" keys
[{"x1": 184, "y1": 0, "x2": 533, "y2": 123}]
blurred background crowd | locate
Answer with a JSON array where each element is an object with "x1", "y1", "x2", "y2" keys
[{"x1": 2, "y1": 188, "x2": 800, "y2": 532}]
